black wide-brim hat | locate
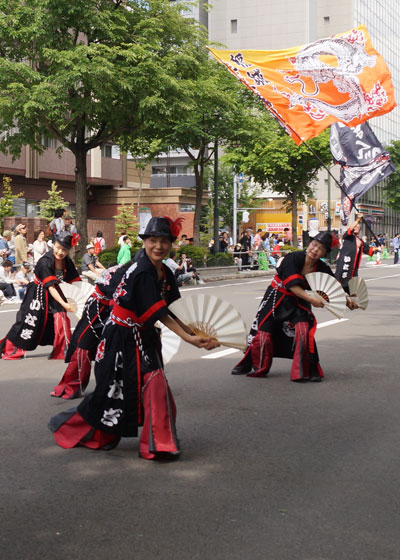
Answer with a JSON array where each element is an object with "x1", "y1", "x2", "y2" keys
[
  {"x1": 55, "y1": 231, "x2": 73, "y2": 249},
  {"x1": 313, "y1": 231, "x2": 336, "y2": 253},
  {"x1": 139, "y1": 217, "x2": 177, "y2": 241}
]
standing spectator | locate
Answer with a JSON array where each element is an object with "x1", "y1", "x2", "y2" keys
[
  {"x1": 283, "y1": 227, "x2": 292, "y2": 245},
  {"x1": 219, "y1": 232, "x2": 229, "y2": 253},
  {"x1": 14, "y1": 224, "x2": 28, "y2": 266},
  {"x1": 49, "y1": 209, "x2": 66, "y2": 241},
  {"x1": 0, "y1": 230, "x2": 12, "y2": 261},
  {"x1": 253, "y1": 229, "x2": 263, "y2": 250},
  {"x1": 178, "y1": 234, "x2": 189, "y2": 247},
  {"x1": 14, "y1": 262, "x2": 32, "y2": 300},
  {"x1": 63, "y1": 216, "x2": 78, "y2": 262},
  {"x1": 81, "y1": 244, "x2": 106, "y2": 282},
  {"x1": 0, "y1": 259, "x2": 17, "y2": 300},
  {"x1": 117, "y1": 236, "x2": 132, "y2": 265},
  {"x1": 118, "y1": 231, "x2": 127, "y2": 247},
  {"x1": 233, "y1": 243, "x2": 243, "y2": 271},
  {"x1": 239, "y1": 230, "x2": 252, "y2": 268},
  {"x1": 92, "y1": 230, "x2": 106, "y2": 255},
  {"x1": 63, "y1": 215, "x2": 77, "y2": 235},
  {"x1": 33, "y1": 230, "x2": 49, "y2": 264},
  {"x1": 8, "y1": 227, "x2": 16, "y2": 265},
  {"x1": 392, "y1": 233, "x2": 400, "y2": 264}
]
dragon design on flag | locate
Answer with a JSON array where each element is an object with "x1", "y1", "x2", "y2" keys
[{"x1": 286, "y1": 30, "x2": 387, "y2": 121}]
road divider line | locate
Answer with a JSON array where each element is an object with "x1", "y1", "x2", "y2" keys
[
  {"x1": 317, "y1": 318, "x2": 348, "y2": 329},
  {"x1": 364, "y1": 273, "x2": 400, "y2": 282},
  {"x1": 202, "y1": 348, "x2": 240, "y2": 359}
]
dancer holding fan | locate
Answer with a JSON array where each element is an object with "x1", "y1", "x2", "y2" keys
[
  {"x1": 231, "y1": 232, "x2": 353, "y2": 382},
  {"x1": 0, "y1": 231, "x2": 80, "y2": 360},
  {"x1": 49, "y1": 217, "x2": 219, "y2": 461}
]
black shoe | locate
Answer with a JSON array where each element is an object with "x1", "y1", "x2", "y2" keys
[
  {"x1": 309, "y1": 376, "x2": 322, "y2": 382},
  {"x1": 231, "y1": 364, "x2": 252, "y2": 375}
]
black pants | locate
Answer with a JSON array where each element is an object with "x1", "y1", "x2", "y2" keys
[{"x1": 0, "y1": 282, "x2": 16, "y2": 298}]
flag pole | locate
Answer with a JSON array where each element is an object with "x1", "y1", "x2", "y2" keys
[{"x1": 266, "y1": 105, "x2": 381, "y2": 245}]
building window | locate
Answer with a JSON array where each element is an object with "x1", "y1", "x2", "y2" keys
[
  {"x1": 101, "y1": 145, "x2": 120, "y2": 159},
  {"x1": 231, "y1": 19, "x2": 237, "y2": 34},
  {"x1": 180, "y1": 204, "x2": 195, "y2": 212},
  {"x1": 324, "y1": 16, "x2": 330, "y2": 23},
  {"x1": 41, "y1": 135, "x2": 55, "y2": 149}
]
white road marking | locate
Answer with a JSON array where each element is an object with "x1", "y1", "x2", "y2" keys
[
  {"x1": 364, "y1": 273, "x2": 400, "y2": 282},
  {"x1": 202, "y1": 348, "x2": 240, "y2": 359},
  {"x1": 317, "y1": 318, "x2": 349, "y2": 329},
  {"x1": 182, "y1": 279, "x2": 269, "y2": 292}
]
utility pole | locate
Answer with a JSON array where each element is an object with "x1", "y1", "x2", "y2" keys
[
  {"x1": 213, "y1": 138, "x2": 219, "y2": 254},
  {"x1": 233, "y1": 171, "x2": 237, "y2": 245}
]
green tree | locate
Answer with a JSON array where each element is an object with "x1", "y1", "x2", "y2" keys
[
  {"x1": 38, "y1": 180, "x2": 70, "y2": 222},
  {"x1": 114, "y1": 202, "x2": 139, "y2": 244},
  {"x1": 384, "y1": 141, "x2": 400, "y2": 213},
  {"x1": 0, "y1": 0, "x2": 204, "y2": 249},
  {"x1": 225, "y1": 111, "x2": 332, "y2": 246},
  {"x1": 0, "y1": 176, "x2": 23, "y2": 231}
]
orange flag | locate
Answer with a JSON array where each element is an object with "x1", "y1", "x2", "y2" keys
[{"x1": 208, "y1": 26, "x2": 396, "y2": 145}]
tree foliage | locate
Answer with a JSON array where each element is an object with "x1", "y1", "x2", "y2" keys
[
  {"x1": 152, "y1": 54, "x2": 258, "y2": 244},
  {"x1": 0, "y1": 176, "x2": 23, "y2": 230},
  {"x1": 225, "y1": 110, "x2": 332, "y2": 245},
  {"x1": 114, "y1": 202, "x2": 139, "y2": 243},
  {"x1": 38, "y1": 181, "x2": 70, "y2": 221},
  {"x1": 384, "y1": 141, "x2": 400, "y2": 213},
  {"x1": 0, "y1": 0, "x2": 206, "y2": 248}
]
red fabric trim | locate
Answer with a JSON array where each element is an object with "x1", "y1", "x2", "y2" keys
[
  {"x1": 76, "y1": 306, "x2": 106, "y2": 345},
  {"x1": 112, "y1": 303, "x2": 139, "y2": 324},
  {"x1": 347, "y1": 227, "x2": 352, "y2": 236},
  {"x1": 93, "y1": 286, "x2": 113, "y2": 306},
  {"x1": 282, "y1": 274, "x2": 304, "y2": 286},
  {"x1": 258, "y1": 293, "x2": 285, "y2": 328},
  {"x1": 70, "y1": 276, "x2": 81, "y2": 283},
  {"x1": 137, "y1": 299, "x2": 166, "y2": 323},
  {"x1": 368, "y1": 247, "x2": 374, "y2": 256},
  {"x1": 35, "y1": 275, "x2": 58, "y2": 287},
  {"x1": 112, "y1": 300, "x2": 167, "y2": 326}
]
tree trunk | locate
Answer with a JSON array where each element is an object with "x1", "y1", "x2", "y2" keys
[
  {"x1": 74, "y1": 148, "x2": 88, "y2": 254},
  {"x1": 193, "y1": 163, "x2": 204, "y2": 246},
  {"x1": 291, "y1": 191, "x2": 298, "y2": 248}
]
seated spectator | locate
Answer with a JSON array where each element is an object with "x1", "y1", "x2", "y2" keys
[
  {"x1": 0, "y1": 259, "x2": 17, "y2": 301},
  {"x1": 14, "y1": 261, "x2": 32, "y2": 300},
  {"x1": 117, "y1": 236, "x2": 132, "y2": 265},
  {"x1": 81, "y1": 244, "x2": 106, "y2": 282},
  {"x1": 165, "y1": 251, "x2": 200, "y2": 285}
]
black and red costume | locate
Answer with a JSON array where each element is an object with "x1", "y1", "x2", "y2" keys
[
  {"x1": 335, "y1": 228, "x2": 374, "y2": 290},
  {"x1": 0, "y1": 251, "x2": 80, "y2": 360},
  {"x1": 233, "y1": 250, "x2": 335, "y2": 381},
  {"x1": 51, "y1": 262, "x2": 133, "y2": 399},
  {"x1": 49, "y1": 250, "x2": 181, "y2": 459}
]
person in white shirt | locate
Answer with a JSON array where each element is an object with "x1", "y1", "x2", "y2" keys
[
  {"x1": 0, "y1": 259, "x2": 17, "y2": 300},
  {"x1": 14, "y1": 262, "x2": 32, "y2": 300},
  {"x1": 33, "y1": 230, "x2": 49, "y2": 263}
]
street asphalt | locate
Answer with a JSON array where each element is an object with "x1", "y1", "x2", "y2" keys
[{"x1": 0, "y1": 258, "x2": 399, "y2": 560}]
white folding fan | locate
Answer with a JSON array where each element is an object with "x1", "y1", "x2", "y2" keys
[
  {"x1": 59, "y1": 282, "x2": 96, "y2": 319},
  {"x1": 155, "y1": 323, "x2": 182, "y2": 365},
  {"x1": 348, "y1": 277, "x2": 368, "y2": 310},
  {"x1": 168, "y1": 294, "x2": 247, "y2": 350},
  {"x1": 305, "y1": 272, "x2": 347, "y2": 319}
]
